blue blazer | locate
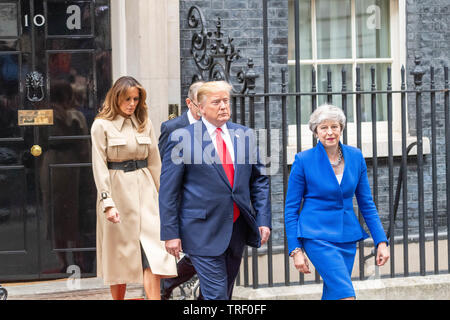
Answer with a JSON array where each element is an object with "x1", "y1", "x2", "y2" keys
[
  {"x1": 158, "y1": 111, "x2": 190, "y2": 156},
  {"x1": 284, "y1": 141, "x2": 388, "y2": 255},
  {"x1": 159, "y1": 121, "x2": 272, "y2": 256}
]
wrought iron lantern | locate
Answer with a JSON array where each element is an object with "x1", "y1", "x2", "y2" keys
[{"x1": 188, "y1": 5, "x2": 258, "y2": 94}]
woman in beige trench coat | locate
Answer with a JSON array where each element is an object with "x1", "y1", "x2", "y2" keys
[{"x1": 91, "y1": 76, "x2": 177, "y2": 300}]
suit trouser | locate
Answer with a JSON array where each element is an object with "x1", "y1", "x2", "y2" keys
[
  {"x1": 160, "y1": 255, "x2": 201, "y2": 300},
  {"x1": 189, "y1": 216, "x2": 247, "y2": 300}
]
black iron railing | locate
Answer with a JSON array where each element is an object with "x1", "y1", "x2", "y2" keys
[
  {"x1": 186, "y1": 5, "x2": 450, "y2": 290},
  {"x1": 230, "y1": 62, "x2": 449, "y2": 288}
]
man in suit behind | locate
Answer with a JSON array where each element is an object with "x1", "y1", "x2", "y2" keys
[
  {"x1": 158, "y1": 81, "x2": 204, "y2": 300},
  {"x1": 159, "y1": 81, "x2": 271, "y2": 300},
  {"x1": 158, "y1": 81, "x2": 204, "y2": 155}
]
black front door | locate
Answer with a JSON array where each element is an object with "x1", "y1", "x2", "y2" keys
[{"x1": 0, "y1": 0, "x2": 111, "y2": 281}]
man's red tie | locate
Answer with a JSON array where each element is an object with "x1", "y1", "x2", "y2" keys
[{"x1": 216, "y1": 128, "x2": 240, "y2": 222}]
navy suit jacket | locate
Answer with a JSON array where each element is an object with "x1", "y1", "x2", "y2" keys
[
  {"x1": 158, "y1": 111, "x2": 190, "y2": 155},
  {"x1": 159, "y1": 120, "x2": 271, "y2": 256},
  {"x1": 284, "y1": 141, "x2": 388, "y2": 255}
]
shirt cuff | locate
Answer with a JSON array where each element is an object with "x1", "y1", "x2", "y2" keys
[{"x1": 102, "y1": 197, "x2": 115, "y2": 212}]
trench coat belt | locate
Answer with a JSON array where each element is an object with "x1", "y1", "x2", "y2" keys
[{"x1": 107, "y1": 158, "x2": 148, "y2": 172}]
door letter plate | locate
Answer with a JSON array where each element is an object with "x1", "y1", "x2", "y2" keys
[{"x1": 18, "y1": 109, "x2": 54, "y2": 126}]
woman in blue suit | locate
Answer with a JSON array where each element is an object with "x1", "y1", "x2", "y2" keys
[{"x1": 284, "y1": 104, "x2": 390, "y2": 300}]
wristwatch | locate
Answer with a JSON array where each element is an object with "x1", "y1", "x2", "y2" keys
[{"x1": 101, "y1": 192, "x2": 108, "y2": 200}]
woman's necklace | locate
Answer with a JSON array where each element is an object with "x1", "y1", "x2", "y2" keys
[{"x1": 329, "y1": 147, "x2": 343, "y2": 167}]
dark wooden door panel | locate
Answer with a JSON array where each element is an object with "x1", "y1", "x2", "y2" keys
[{"x1": 0, "y1": 0, "x2": 111, "y2": 281}]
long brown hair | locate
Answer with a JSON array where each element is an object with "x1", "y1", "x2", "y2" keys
[{"x1": 96, "y1": 76, "x2": 148, "y2": 132}]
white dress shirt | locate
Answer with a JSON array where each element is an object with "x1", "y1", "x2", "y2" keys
[
  {"x1": 187, "y1": 109, "x2": 199, "y2": 125},
  {"x1": 201, "y1": 118, "x2": 235, "y2": 167}
]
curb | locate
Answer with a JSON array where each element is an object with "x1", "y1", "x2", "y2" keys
[
  {"x1": 3, "y1": 277, "x2": 144, "y2": 300},
  {"x1": 232, "y1": 274, "x2": 450, "y2": 300},
  {"x1": 4, "y1": 274, "x2": 450, "y2": 300}
]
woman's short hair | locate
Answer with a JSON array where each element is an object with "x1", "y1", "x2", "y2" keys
[
  {"x1": 197, "y1": 81, "x2": 232, "y2": 104},
  {"x1": 308, "y1": 104, "x2": 346, "y2": 133},
  {"x1": 96, "y1": 76, "x2": 148, "y2": 132}
]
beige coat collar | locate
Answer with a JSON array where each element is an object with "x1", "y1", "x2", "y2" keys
[{"x1": 111, "y1": 113, "x2": 139, "y2": 131}]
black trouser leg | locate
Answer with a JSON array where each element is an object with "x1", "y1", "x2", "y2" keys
[{"x1": 161, "y1": 255, "x2": 197, "y2": 300}]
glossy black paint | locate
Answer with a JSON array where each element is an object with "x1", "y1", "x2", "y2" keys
[{"x1": 0, "y1": 0, "x2": 111, "y2": 281}]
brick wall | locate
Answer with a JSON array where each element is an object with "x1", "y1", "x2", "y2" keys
[
  {"x1": 179, "y1": 0, "x2": 289, "y2": 245},
  {"x1": 179, "y1": 0, "x2": 449, "y2": 246},
  {"x1": 400, "y1": 0, "x2": 450, "y2": 237}
]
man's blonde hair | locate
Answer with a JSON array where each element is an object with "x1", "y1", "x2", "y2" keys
[{"x1": 197, "y1": 81, "x2": 232, "y2": 104}]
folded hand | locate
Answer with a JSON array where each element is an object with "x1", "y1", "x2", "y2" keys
[
  {"x1": 259, "y1": 226, "x2": 271, "y2": 246},
  {"x1": 105, "y1": 207, "x2": 121, "y2": 224},
  {"x1": 376, "y1": 242, "x2": 390, "y2": 266},
  {"x1": 165, "y1": 238, "x2": 182, "y2": 260},
  {"x1": 293, "y1": 250, "x2": 311, "y2": 274}
]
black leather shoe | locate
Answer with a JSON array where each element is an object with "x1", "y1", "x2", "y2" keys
[{"x1": 161, "y1": 256, "x2": 197, "y2": 300}]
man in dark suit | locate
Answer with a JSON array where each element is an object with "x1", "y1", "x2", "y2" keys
[
  {"x1": 158, "y1": 81, "x2": 204, "y2": 155},
  {"x1": 158, "y1": 81, "x2": 204, "y2": 300},
  {"x1": 159, "y1": 81, "x2": 271, "y2": 300}
]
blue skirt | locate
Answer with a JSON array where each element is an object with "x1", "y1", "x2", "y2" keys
[{"x1": 302, "y1": 239, "x2": 357, "y2": 300}]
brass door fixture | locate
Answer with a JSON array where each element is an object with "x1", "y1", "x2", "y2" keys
[{"x1": 30, "y1": 145, "x2": 42, "y2": 157}]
